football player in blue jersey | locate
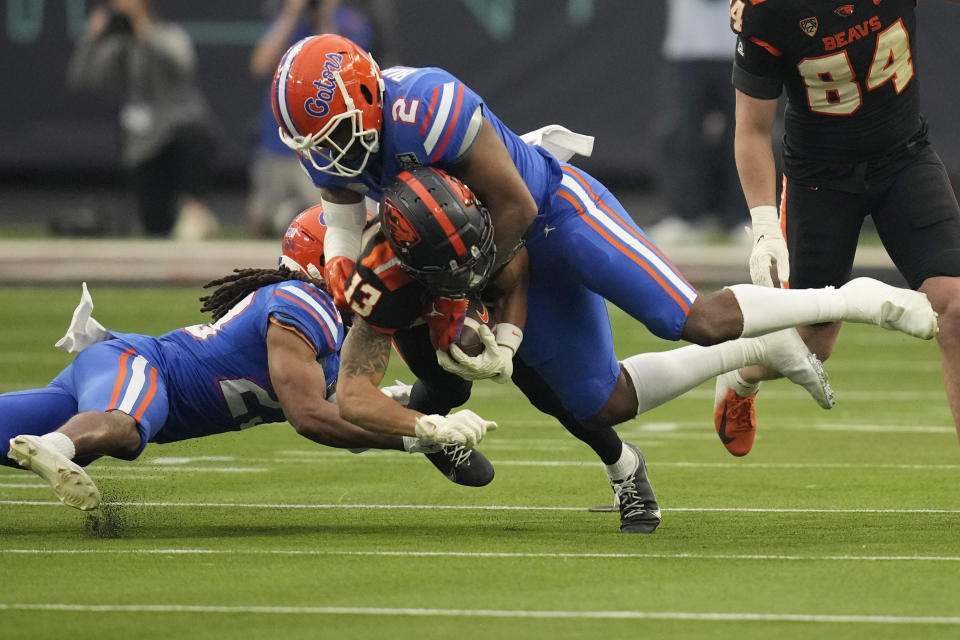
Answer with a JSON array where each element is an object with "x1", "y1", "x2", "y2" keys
[
  {"x1": 269, "y1": 35, "x2": 939, "y2": 532},
  {"x1": 1, "y1": 267, "x2": 495, "y2": 512}
]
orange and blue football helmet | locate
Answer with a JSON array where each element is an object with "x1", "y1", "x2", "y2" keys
[
  {"x1": 280, "y1": 205, "x2": 328, "y2": 280},
  {"x1": 279, "y1": 202, "x2": 379, "y2": 279},
  {"x1": 271, "y1": 34, "x2": 384, "y2": 178}
]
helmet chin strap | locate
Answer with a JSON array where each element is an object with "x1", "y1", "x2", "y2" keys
[{"x1": 334, "y1": 70, "x2": 356, "y2": 113}]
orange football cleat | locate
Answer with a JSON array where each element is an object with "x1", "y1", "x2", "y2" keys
[{"x1": 714, "y1": 375, "x2": 758, "y2": 457}]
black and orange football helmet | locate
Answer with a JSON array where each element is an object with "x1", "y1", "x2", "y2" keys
[{"x1": 380, "y1": 167, "x2": 496, "y2": 297}]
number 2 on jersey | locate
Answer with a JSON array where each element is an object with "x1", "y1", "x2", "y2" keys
[
  {"x1": 798, "y1": 20, "x2": 914, "y2": 116},
  {"x1": 219, "y1": 378, "x2": 281, "y2": 429}
]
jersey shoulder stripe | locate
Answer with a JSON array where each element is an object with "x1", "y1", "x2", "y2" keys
[
  {"x1": 276, "y1": 284, "x2": 340, "y2": 339},
  {"x1": 267, "y1": 282, "x2": 343, "y2": 354},
  {"x1": 361, "y1": 241, "x2": 411, "y2": 292},
  {"x1": 419, "y1": 86, "x2": 441, "y2": 137},
  {"x1": 385, "y1": 66, "x2": 474, "y2": 164},
  {"x1": 271, "y1": 291, "x2": 334, "y2": 351},
  {"x1": 750, "y1": 37, "x2": 781, "y2": 57},
  {"x1": 425, "y1": 82, "x2": 465, "y2": 162},
  {"x1": 296, "y1": 282, "x2": 340, "y2": 319}
]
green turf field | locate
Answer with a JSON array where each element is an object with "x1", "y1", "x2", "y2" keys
[{"x1": 1, "y1": 286, "x2": 958, "y2": 639}]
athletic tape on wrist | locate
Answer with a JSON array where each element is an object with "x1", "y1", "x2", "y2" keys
[
  {"x1": 495, "y1": 323, "x2": 523, "y2": 354},
  {"x1": 322, "y1": 199, "x2": 367, "y2": 260},
  {"x1": 749, "y1": 205, "x2": 780, "y2": 228}
]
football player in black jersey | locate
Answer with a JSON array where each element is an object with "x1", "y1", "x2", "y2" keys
[
  {"x1": 333, "y1": 167, "x2": 938, "y2": 533},
  {"x1": 716, "y1": 0, "x2": 960, "y2": 455}
]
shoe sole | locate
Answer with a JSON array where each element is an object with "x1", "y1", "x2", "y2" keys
[
  {"x1": 802, "y1": 353, "x2": 835, "y2": 410},
  {"x1": 425, "y1": 449, "x2": 495, "y2": 487},
  {"x1": 764, "y1": 330, "x2": 835, "y2": 410},
  {"x1": 621, "y1": 519, "x2": 661, "y2": 534},
  {"x1": 8, "y1": 436, "x2": 101, "y2": 511}
]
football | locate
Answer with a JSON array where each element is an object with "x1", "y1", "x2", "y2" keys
[{"x1": 455, "y1": 299, "x2": 493, "y2": 357}]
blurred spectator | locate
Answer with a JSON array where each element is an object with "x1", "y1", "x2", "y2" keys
[
  {"x1": 647, "y1": 0, "x2": 746, "y2": 247},
  {"x1": 67, "y1": 0, "x2": 220, "y2": 240},
  {"x1": 247, "y1": 0, "x2": 377, "y2": 238}
]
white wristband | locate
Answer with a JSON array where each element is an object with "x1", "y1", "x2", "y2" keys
[
  {"x1": 494, "y1": 323, "x2": 523, "y2": 354},
  {"x1": 322, "y1": 198, "x2": 367, "y2": 261}
]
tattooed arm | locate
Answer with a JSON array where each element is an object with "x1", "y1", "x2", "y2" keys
[{"x1": 336, "y1": 317, "x2": 425, "y2": 437}]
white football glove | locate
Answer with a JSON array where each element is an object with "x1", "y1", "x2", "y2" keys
[
  {"x1": 747, "y1": 205, "x2": 790, "y2": 288},
  {"x1": 402, "y1": 435, "x2": 440, "y2": 455},
  {"x1": 414, "y1": 409, "x2": 498, "y2": 448},
  {"x1": 436, "y1": 320, "x2": 521, "y2": 384},
  {"x1": 379, "y1": 380, "x2": 413, "y2": 406}
]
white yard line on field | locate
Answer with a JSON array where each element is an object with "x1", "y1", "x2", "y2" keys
[
  {"x1": 637, "y1": 389, "x2": 948, "y2": 402},
  {"x1": 813, "y1": 360, "x2": 942, "y2": 372},
  {"x1": 3, "y1": 548, "x2": 960, "y2": 563},
  {"x1": 1, "y1": 499, "x2": 958, "y2": 514},
  {"x1": 0, "y1": 603, "x2": 957, "y2": 625},
  {"x1": 3, "y1": 456, "x2": 958, "y2": 480},
  {"x1": 93, "y1": 466, "x2": 268, "y2": 474},
  {"x1": 145, "y1": 457, "x2": 960, "y2": 470}
]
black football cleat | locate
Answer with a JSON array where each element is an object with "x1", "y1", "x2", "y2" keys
[
  {"x1": 425, "y1": 443, "x2": 494, "y2": 487},
  {"x1": 611, "y1": 442, "x2": 661, "y2": 534}
]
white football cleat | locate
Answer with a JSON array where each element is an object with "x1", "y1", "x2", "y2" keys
[
  {"x1": 757, "y1": 329, "x2": 834, "y2": 410},
  {"x1": 7, "y1": 435, "x2": 100, "y2": 511},
  {"x1": 839, "y1": 277, "x2": 938, "y2": 339}
]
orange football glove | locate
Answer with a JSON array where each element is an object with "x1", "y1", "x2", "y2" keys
[
  {"x1": 324, "y1": 256, "x2": 355, "y2": 311},
  {"x1": 423, "y1": 296, "x2": 468, "y2": 351}
]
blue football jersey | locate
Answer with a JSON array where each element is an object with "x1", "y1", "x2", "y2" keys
[
  {"x1": 111, "y1": 280, "x2": 343, "y2": 442},
  {"x1": 300, "y1": 66, "x2": 563, "y2": 212}
]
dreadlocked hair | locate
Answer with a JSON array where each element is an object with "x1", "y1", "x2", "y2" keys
[{"x1": 199, "y1": 265, "x2": 325, "y2": 321}]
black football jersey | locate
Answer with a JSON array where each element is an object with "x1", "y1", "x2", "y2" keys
[
  {"x1": 731, "y1": 0, "x2": 923, "y2": 164},
  {"x1": 344, "y1": 229, "x2": 427, "y2": 334}
]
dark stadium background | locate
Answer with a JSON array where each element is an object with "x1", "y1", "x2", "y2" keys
[{"x1": 1, "y1": 0, "x2": 958, "y2": 230}]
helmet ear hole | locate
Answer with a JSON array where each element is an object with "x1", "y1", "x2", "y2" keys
[{"x1": 360, "y1": 85, "x2": 374, "y2": 105}]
